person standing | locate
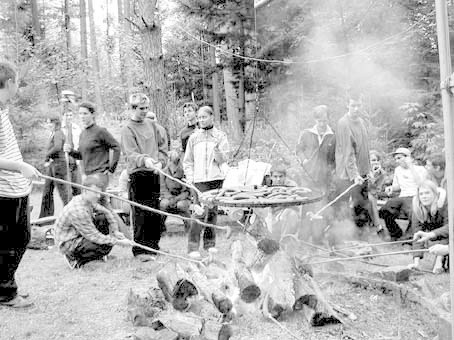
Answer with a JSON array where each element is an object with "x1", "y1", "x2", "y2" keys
[
  {"x1": 183, "y1": 106, "x2": 229, "y2": 257},
  {"x1": 64, "y1": 102, "x2": 121, "y2": 189},
  {"x1": 179, "y1": 102, "x2": 198, "y2": 153},
  {"x1": 0, "y1": 61, "x2": 40, "y2": 308},
  {"x1": 121, "y1": 93, "x2": 168, "y2": 261},
  {"x1": 332, "y1": 94, "x2": 371, "y2": 230},
  {"x1": 39, "y1": 117, "x2": 69, "y2": 217}
]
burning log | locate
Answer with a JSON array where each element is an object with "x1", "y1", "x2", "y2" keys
[
  {"x1": 156, "y1": 263, "x2": 198, "y2": 311},
  {"x1": 127, "y1": 287, "x2": 168, "y2": 327}
]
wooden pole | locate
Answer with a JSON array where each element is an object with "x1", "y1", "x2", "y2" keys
[{"x1": 434, "y1": 1, "x2": 454, "y2": 339}]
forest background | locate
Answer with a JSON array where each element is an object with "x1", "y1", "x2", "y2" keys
[{"x1": 0, "y1": 0, "x2": 451, "y2": 180}]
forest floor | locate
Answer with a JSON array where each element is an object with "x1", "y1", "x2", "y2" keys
[{"x1": 0, "y1": 191, "x2": 449, "y2": 340}]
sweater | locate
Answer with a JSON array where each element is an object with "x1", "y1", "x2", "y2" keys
[
  {"x1": 121, "y1": 119, "x2": 168, "y2": 174},
  {"x1": 335, "y1": 114, "x2": 370, "y2": 180},
  {"x1": 70, "y1": 124, "x2": 121, "y2": 175}
]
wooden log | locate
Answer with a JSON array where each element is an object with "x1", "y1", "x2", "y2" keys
[
  {"x1": 127, "y1": 287, "x2": 168, "y2": 327},
  {"x1": 27, "y1": 226, "x2": 53, "y2": 250},
  {"x1": 156, "y1": 310, "x2": 203, "y2": 338},
  {"x1": 231, "y1": 240, "x2": 261, "y2": 303},
  {"x1": 293, "y1": 274, "x2": 341, "y2": 327},
  {"x1": 156, "y1": 263, "x2": 198, "y2": 311}
]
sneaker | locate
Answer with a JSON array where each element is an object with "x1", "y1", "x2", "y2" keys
[
  {"x1": 0, "y1": 296, "x2": 34, "y2": 308},
  {"x1": 63, "y1": 254, "x2": 80, "y2": 270},
  {"x1": 135, "y1": 254, "x2": 156, "y2": 262}
]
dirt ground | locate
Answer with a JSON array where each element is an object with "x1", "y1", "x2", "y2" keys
[{"x1": 0, "y1": 192, "x2": 449, "y2": 340}]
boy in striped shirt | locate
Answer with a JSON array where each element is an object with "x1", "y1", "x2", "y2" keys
[{"x1": 0, "y1": 61, "x2": 40, "y2": 308}]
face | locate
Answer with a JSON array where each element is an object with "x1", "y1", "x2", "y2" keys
[
  {"x1": 370, "y1": 154, "x2": 381, "y2": 171},
  {"x1": 394, "y1": 154, "x2": 408, "y2": 168},
  {"x1": 425, "y1": 160, "x2": 436, "y2": 175},
  {"x1": 132, "y1": 104, "x2": 149, "y2": 122},
  {"x1": 197, "y1": 109, "x2": 213, "y2": 128},
  {"x1": 83, "y1": 185, "x2": 102, "y2": 204},
  {"x1": 418, "y1": 186, "x2": 436, "y2": 207},
  {"x1": 348, "y1": 99, "x2": 362, "y2": 118},
  {"x1": 315, "y1": 113, "x2": 328, "y2": 130},
  {"x1": 184, "y1": 106, "x2": 196, "y2": 122},
  {"x1": 79, "y1": 107, "x2": 95, "y2": 128},
  {"x1": 271, "y1": 172, "x2": 285, "y2": 186}
]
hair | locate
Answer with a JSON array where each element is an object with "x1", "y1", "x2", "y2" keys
[
  {"x1": 79, "y1": 102, "x2": 96, "y2": 114},
  {"x1": 313, "y1": 105, "x2": 328, "y2": 120},
  {"x1": 183, "y1": 102, "x2": 198, "y2": 111},
  {"x1": 369, "y1": 150, "x2": 382, "y2": 161},
  {"x1": 427, "y1": 153, "x2": 446, "y2": 171},
  {"x1": 198, "y1": 106, "x2": 213, "y2": 116},
  {"x1": 0, "y1": 61, "x2": 17, "y2": 89},
  {"x1": 129, "y1": 93, "x2": 150, "y2": 108},
  {"x1": 82, "y1": 174, "x2": 107, "y2": 191},
  {"x1": 49, "y1": 116, "x2": 61, "y2": 127},
  {"x1": 412, "y1": 180, "x2": 440, "y2": 223},
  {"x1": 270, "y1": 164, "x2": 287, "y2": 176}
]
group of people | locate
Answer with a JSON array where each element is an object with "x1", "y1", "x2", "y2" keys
[{"x1": 0, "y1": 59, "x2": 451, "y2": 309}]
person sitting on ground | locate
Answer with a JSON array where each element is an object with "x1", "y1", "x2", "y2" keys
[
  {"x1": 269, "y1": 164, "x2": 297, "y2": 187},
  {"x1": 54, "y1": 174, "x2": 132, "y2": 269},
  {"x1": 425, "y1": 153, "x2": 446, "y2": 190},
  {"x1": 378, "y1": 147, "x2": 428, "y2": 240},
  {"x1": 414, "y1": 226, "x2": 449, "y2": 256},
  {"x1": 408, "y1": 180, "x2": 448, "y2": 274},
  {"x1": 160, "y1": 150, "x2": 191, "y2": 231}
]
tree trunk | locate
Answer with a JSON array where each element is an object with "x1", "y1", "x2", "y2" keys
[
  {"x1": 210, "y1": 46, "x2": 221, "y2": 123},
  {"x1": 79, "y1": 0, "x2": 88, "y2": 101},
  {"x1": 87, "y1": 0, "x2": 105, "y2": 113},
  {"x1": 30, "y1": 0, "x2": 41, "y2": 43},
  {"x1": 137, "y1": 0, "x2": 168, "y2": 127},
  {"x1": 123, "y1": 0, "x2": 133, "y2": 96},
  {"x1": 64, "y1": 0, "x2": 71, "y2": 52},
  {"x1": 117, "y1": 0, "x2": 127, "y2": 97},
  {"x1": 105, "y1": 0, "x2": 113, "y2": 87},
  {"x1": 223, "y1": 67, "x2": 241, "y2": 140}
]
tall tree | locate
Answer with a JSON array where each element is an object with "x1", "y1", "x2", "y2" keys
[
  {"x1": 134, "y1": 0, "x2": 168, "y2": 126},
  {"x1": 87, "y1": 0, "x2": 105, "y2": 113},
  {"x1": 64, "y1": 0, "x2": 71, "y2": 52},
  {"x1": 79, "y1": 0, "x2": 88, "y2": 100},
  {"x1": 30, "y1": 0, "x2": 41, "y2": 42}
]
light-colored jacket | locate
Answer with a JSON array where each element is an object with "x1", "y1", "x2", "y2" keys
[{"x1": 183, "y1": 127, "x2": 229, "y2": 184}]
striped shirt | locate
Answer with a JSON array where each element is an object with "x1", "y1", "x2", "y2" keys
[{"x1": 0, "y1": 108, "x2": 31, "y2": 198}]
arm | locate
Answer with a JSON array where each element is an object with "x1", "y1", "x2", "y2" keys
[
  {"x1": 183, "y1": 137, "x2": 195, "y2": 184},
  {"x1": 432, "y1": 224, "x2": 449, "y2": 240},
  {"x1": 156, "y1": 125, "x2": 168, "y2": 167},
  {"x1": 213, "y1": 131, "x2": 229, "y2": 164},
  {"x1": 120, "y1": 126, "x2": 149, "y2": 169},
  {"x1": 160, "y1": 173, "x2": 172, "y2": 199},
  {"x1": 296, "y1": 131, "x2": 310, "y2": 161},
  {"x1": 0, "y1": 158, "x2": 39, "y2": 179},
  {"x1": 46, "y1": 131, "x2": 65, "y2": 159},
  {"x1": 93, "y1": 203, "x2": 120, "y2": 233},
  {"x1": 102, "y1": 128, "x2": 121, "y2": 173}
]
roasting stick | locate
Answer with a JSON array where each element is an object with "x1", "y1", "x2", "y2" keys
[
  {"x1": 336, "y1": 239, "x2": 411, "y2": 251},
  {"x1": 299, "y1": 240, "x2": 389, "y2": 268},
  {"x1": 305, "y1": 249, "x2": 430, "y2": 266},
  {"x1": 131, "y1": 241, "x2": 204, "y2": 266},
  {"x1": 306, "y1": 182, "x2": 358, "y2": 220},
  {"x1": 149, "y1": 164, "x2": 203, "y2": 197},
  {"x1": 38, "y1": 174, "x2": 229, "y2": 231}
]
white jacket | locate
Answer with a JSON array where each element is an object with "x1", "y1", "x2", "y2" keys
[{"x1": 183, "y1": 127, "x2": 229, "y2": 184}]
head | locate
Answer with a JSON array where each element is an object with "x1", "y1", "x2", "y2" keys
[
  {"x1": 183, "y1": 102, "x2": 198, "y2": 123},
  {"x1": 0, "y1": 61, "x2": 18, "y2": 103},
  {"x1": 78, "y1": 102, "x2": 96, "y2": 128},
  {"x1": 146, "y1": 111, "x2": 157, "y2": 122},
  {"x1": 347, "y1": 93, "x2": 362, "y2": 118},
  {"x1": 369, "y1": 150, "x2": 382, "y2": 172},
  {"x1": 46, "y1": 116, "x2": 61, "y2": 131},
  {"x1": 270, "y1": 165, "x2": 287, "y2": 186},
  {"x1": 81, "y1": 175, "x2": 105, "y2": 204},
  {"x1": 413, "y1": 180, "x2": 439, "y2": 222},
  {"x1": 168, "y1": 149, "x2": 181, "y2": 165},
  {"x1": 313, "y1": 105, "x2": 328, "y2": 131},
  {"x1": 392, "y1": 147, "x2": 412, "y2": 169},
  {"x1": 425, "y1": 153, "x2": 445, "y2": 179},
  {"x1": 197, "y1": 106, "x2": 214, "y2": 129},
  {"x1": 129, "y1": 93, "x2": 150, "y2": 122}
]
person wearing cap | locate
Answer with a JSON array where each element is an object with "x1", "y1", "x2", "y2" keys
[
  {"x1": 296, "y1": 105, "x2": 335, "y2": 193},
  {"x1": 39, "y1": 116, "x2": 70, "y2": 218},
  {"x1": 121, "y1": 93, "x2": 168, "y2": 262},
  {"x1": 61, "y1": 90, "x2": 82, "y2": 197},
  {"x1": 378, "y1": 147, "x2": 428, "y2": 240},
  {"x1": 331, "y1": 93, "x2": 371, "y2": 231},
  {"x1": 183, "y1": 106, "x2": 229, "y2": 257}
]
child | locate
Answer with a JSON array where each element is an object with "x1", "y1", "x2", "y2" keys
[{"x1": 0, "y1": 61, "x2": 40, "y2": 308}]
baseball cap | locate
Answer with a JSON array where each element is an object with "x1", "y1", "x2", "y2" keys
[{"x1": 392, "y1": 147, "x2": 411, "y2": 157}]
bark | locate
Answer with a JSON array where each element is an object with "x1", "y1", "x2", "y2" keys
[
  {"x1": 223, "y1": 67, "x2": 241, "y2": 140},
  {"x1": 137, "y1": 0, "x2": 168, "y2": 127},
  {"x1": 30, "y1": 0, "x2": 41, "y2": 42},
  {"x1": 79, "y1": 0, "x2": 88, "y2": 100},
  {"x1": 117, "y1": 0, "x2": 126, "y2": 93},
  {"x1": 123, "y1": 0, "x2": 133, "y2": 96},
  {"x1": 64, "y1": 0, "x2": 71, "y2": 51},
  {"x1": 87, "y1": 0, "x2": 105, "y2": 113},
  {"x1": 210, "y1": 46, "x2": 221, "y2": 123}
]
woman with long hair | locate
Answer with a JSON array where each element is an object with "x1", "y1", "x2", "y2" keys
[{"x1": 409, "y1": 180, "x2": 448, "y2": 274}]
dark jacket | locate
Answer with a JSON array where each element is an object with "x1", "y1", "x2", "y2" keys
[
  {"x1": 296, "y1": 125, "x2": 335, "y2": 189},
  {"x1": 180, "y1": 123, "x2": 197, "y2": 153},
  {"x1": 160, "y1": 163, "x2": 190, "y2": 200},
  {"x1": 46, "y1": 129, "x2": 66, "y2": 161}
]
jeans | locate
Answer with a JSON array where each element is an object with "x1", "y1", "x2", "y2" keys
[
  {"x1": 39, "y1": 160, "x2": 69, "y2": 218},
  {"x1": 0, "y1": 196, "x2": 30, "y2": 302},
  {"x1": 379, "y1": 196, "x2": 413, "y2": 239},
  {"x1": 188, "y1": 180, "x2": 223, "y2": 252}
]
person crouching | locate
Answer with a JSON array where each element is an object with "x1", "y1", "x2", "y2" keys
[{"x1": 54, "y1": 174, "x2": 132, "y2": 269}]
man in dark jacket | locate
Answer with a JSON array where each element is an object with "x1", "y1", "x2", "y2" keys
[
  {"x1": 179, "y1": 102, "x2": 198, "y2": 153},
  {"x1": 39, "y1": 117, "x2": 70, "y2": 217}
]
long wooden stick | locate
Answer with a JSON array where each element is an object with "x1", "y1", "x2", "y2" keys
[
  {"x1": 306, "y1": 249, "x2": 429, "y2": 265},
  {"x1": 151, "y1": 164, "x2": 203, "y2": 197},
  {"x1": 336, "y1": 239, "x2": 411, "y2": 251},
  {"x1": 308, "y1": 182, "x2": 357, "y2": 219},
  {"x1": 131, "y1": 241, "x2": 203, "y2": 265},
  {"x1": 38, "y1": 174, "x2": 229, "y2": 231}
]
